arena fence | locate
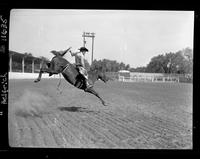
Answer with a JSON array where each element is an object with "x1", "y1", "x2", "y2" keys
[
  {"x1": 9, "y1": 72, "x2": 61, "y2": 79},
  {"x1": 118, "y1": 74, "x2": 180, "y2": 83}
]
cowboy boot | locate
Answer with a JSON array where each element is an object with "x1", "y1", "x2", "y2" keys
[{"x1": 85, "y1": 79, "x2": 93, "y2": 89}]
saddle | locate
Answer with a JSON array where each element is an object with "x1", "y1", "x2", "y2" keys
[{"x1": 75, "y1": 64, "x2": 88, "y2": 78}]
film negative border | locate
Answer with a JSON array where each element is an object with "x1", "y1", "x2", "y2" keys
[{"x1": 0, "y1": 7, "x2": 9, "y2": 150}]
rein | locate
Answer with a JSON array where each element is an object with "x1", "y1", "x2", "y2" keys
[
  {"x1": 56, "y1": 73, "x2": 63, "y2": 94},
  {"x1": 62, "y1": 63, "x2": 70, "y2": 73},
  {"x1": 56, "y1": 63, "x2": 70, "y2": 94}
]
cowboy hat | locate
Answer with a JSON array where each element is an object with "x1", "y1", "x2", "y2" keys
[{"x1": 79, "y1": 47, "x2": 89, "y2": 52}]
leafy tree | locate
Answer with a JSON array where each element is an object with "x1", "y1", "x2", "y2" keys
[
  {"x1": 111, "y1": 60, "x2": 119, "y2": 72},
  {"x1": 24, "y1": 52, "x2": 33, "y2": 57},
  {"x1": 89, "y1": 47, "x2": 193, "y2": 74},
  {"x1": 119, "y1": 62, "x2": 126, "y2": 70},
  {"x1": 145, "y1": 48, "x2": 193, "y2": 74},
  {"x1": 125, "y1": 64, "x2": 130, "y2": 70},
  {"x1": 40, "y1": 56, "x2": 50, "y2": 62},
  {"x1": 91, "y1": 59, "x2": 130, "y2": 72},
  {"x1": 146, "y1": 54, "x2": 166, "y2": 73}
]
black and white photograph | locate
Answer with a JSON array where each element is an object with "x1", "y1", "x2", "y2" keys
[{"x1": 8, "y1": 9, "x2": 193, "y2": 149}]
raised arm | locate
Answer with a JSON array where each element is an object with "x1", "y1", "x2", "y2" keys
[
  {"x1": 60, "y1": 47, "x2": 72, "y2": 56},
  {"x1": 69, "y1": 50, "x2": 80, "y2": 57}
]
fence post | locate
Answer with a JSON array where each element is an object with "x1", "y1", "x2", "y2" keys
[
  {"x1": 9, "y1": 55, "x2": 12, "y2": 72},
  {"x1": 40, "y1": 62, "x2": 42, "y2": 69},
  {"x1": 22, "y1": 57, "x2": 24, "y2": 73},
  {"x1": 32, "y1": 59, "x2": 35, "y2": 73}
]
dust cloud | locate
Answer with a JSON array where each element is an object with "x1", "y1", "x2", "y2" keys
[{"x1": 13, "y1": 89, "x2": 53, "y2": 117}]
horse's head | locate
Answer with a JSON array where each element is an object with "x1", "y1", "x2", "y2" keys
[{"x1": 97, "y1": 72, "x2": 109, "y2": 83}]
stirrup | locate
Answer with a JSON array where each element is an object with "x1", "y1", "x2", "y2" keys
[
  {"x1": 85, "y1": 85, "x2": 93, "y2": 91},
  {"x1": 86, "y1": 81, "x2": 93, "y2": 88}
]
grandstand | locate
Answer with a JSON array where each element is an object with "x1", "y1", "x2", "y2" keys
[
  {"x1": 9, "y1": 50, "x2": 46, "y2": 73},
  {"x1": 9, "y1": 50, "x2": 60, "y2": 79}
]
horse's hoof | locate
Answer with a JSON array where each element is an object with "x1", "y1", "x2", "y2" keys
[
  {"x1": 34, "y1": 79, "x2": 40, "y2": 83},
  {"x1": 102, "y1": 102, "x2": 108, "y2": 106}
]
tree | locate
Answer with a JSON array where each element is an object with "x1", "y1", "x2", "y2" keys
[
  {"x1": 173, "y1": 50, "x2": 193, "y2": 74},
  {"x1": 125, "y1": 64, "x2": 130, "y2": 70},
  {"x1": 181, "y1": 47, "x2": 193, "y2": 74},
  {"x1": 119, "y1": 62, "x2": 126, "y2": 70},
  {"x1": 90, "y1": 59, "x2": 130, "y2": 72},
  {"x1": 145, "y1": 48, "x2": 193, "y2": 74},
  {"x1": 40, "y1": 56, "x2": 50, "y2": 62},
  {"x1": 111, "y1": 60, "x2": 119, "y2": 72},
  {"x1": 24, "y1": 52, "x2": 33, "y2": 57},
  {"x1": 181, "y1": 47, "x2": 193, "y2": 61},
  {"x1": 146, "y1": 54, "x2": 166, "y2": 73}
]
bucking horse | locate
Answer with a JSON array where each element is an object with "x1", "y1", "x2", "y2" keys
[{"x1": 34, "y1": 48, "x2": 109, "y2": 106}]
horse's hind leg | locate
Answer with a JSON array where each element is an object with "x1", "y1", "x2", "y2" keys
[{"x1": 84, "y1": 87, "x2": 107, "y2": 106}]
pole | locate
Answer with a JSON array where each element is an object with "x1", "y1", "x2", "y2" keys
[
  {"x1": 32, "y1": 59, "x2": 34, "y2": 73},
  {"x1": 83, "y1": 32, "x2": 86, "y2": 47},
  {"x1": 40, "y1": 61, "x2": 42, "y2": 69},
  {"x1": 82, "y1": 32, "x2": 95, "y2": 65},
  {"x1": 91, "y1": 36, "x2": 94, "y2": 65},
  {"x1": 9, "y1": 55, "x2": 12, "y2": 72},
  {"x1": 22, "y1": 57, "x2": 24, "y2": 73}
]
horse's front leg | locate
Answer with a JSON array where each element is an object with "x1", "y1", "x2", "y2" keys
[
  {"x1": 34, "y1": 66, "x2": 54, "y2": 83},
  {"x1": 34, "y1": 69, "x2": 43, "y2": 82}
]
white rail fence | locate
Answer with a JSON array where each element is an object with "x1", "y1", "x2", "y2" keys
[
  {"x1": 9, "y1": 72, "x2": 62, "y2": 79},
  {"x1": 8, "y1": 72, "x2": 180, "y2": 83},
  {"x1": 118, "y1": 75, "x2": 179, "y2": 83}
]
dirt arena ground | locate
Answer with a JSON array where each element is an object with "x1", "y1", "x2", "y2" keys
[{"x1": 8, "y1": 78, "x2": 192, "y2": 149}]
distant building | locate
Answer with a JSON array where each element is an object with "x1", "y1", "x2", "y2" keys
[
  {"x1": 9, "y1": 50, "x2": 49, "y2": 73},
  {"x1": 118, "y1": 70, "x2": 130, "y2": 77}
]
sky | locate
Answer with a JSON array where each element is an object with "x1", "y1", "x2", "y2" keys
[{"x1": 9, "y1": 9, "x2": 194, "y2": 68}]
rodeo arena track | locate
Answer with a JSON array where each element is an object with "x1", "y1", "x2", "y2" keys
[{"x1": 8, "y1": 78, "x2": 192, "y2": 149}]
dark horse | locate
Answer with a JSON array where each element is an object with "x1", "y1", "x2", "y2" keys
[{"x1": 34, "y1": 52, "x2": 109, "y2": 106}]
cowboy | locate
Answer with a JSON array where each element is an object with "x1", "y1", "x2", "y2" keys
[
  {"x1": 69, "y1": 47, "x2": 92, "y2": 88},
  {"x1": 48, "y1": 47, "x2": 72, "y2": 76}
]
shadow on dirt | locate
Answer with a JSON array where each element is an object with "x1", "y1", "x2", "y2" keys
[{"x1": 57, "y1": 106, "x2": 99, "y2": 114}]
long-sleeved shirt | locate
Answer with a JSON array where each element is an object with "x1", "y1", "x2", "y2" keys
[{"x1": 70, "y1": 51, "x2": 85, "y2": 67}]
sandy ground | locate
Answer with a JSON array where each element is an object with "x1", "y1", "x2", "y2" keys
[{"x1": 8, "y1": 78, "x2": 192, "y2": 149}]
